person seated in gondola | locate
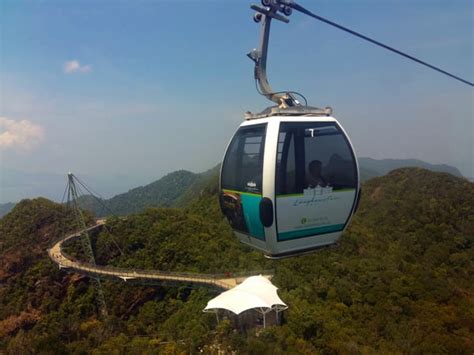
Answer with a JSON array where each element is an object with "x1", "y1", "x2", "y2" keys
[{"x1": 307, "y1": 160, "x2": 327, "y2": 187}]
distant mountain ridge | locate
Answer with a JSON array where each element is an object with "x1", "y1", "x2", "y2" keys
[
  {"x1": 358, "y1": 157, "x2": 462, "y2": 178},
  {"x1": 0, "y1": 203, "x2": 16, "y2": 219},
  {"x1": 76, "y1": 170, "x2": 200, "y2": 216},
  {"x1": 0, "y1": 158, "x2": 465, "y2": 218},
  {"x1": 75, "y1": 158, "x2": 465, "y2": 217}
]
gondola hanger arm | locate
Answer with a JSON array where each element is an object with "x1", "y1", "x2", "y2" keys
[{"x1": 249, "y1": 1, "x2": 301, "y2": 108}]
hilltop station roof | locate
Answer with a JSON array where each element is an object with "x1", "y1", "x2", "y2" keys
[{"x1": 203, "y1": 275, "x2": 287, "y2": 327}]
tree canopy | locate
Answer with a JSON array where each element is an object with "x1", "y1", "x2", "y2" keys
[{"x1": 0, "y1": 168, "x2": 472, "y2": 353}]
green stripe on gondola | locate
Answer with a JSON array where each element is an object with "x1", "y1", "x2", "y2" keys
[
  {"x1": 278, "y1": 223, "x2": 345, "y2": 241},
  {"x1": 222, "y1": 189, "x2": 262, "y2": 197}
]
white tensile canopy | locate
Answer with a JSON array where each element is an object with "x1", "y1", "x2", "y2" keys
[
  {"x1": 235, "y1": 275, "x2": 286, "y2": 310},
  {"x1": 203, "y1": 275, "x2": 287, "y2": 327},
  {"x1": 203, "y1": 288, "x2": 272, "y2": 315}
]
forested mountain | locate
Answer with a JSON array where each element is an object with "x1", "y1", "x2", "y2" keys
[
  {"x1": 76, "y1": 169, "x2": 200, "y2": 216},
  {"x1": 1, "y1": 168, "x2": 472, "y2": 353},
  {"x1": 359, "y1": 157, "x2": 463, "y2": 177}
]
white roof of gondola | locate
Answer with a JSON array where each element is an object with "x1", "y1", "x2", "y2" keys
[{"x1": 204, "y1": 275, "x2": 287, "y2": 315}]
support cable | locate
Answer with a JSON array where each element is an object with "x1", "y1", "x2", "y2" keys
[
  {"x1": 73, "y1": 175, "x2": 117, "y2": 217},
  {"x1": 287, "y1": 1, "x2": 473, "y2": 87},
  {"x1": 60, "y1": 182, "x2": 69, "y2": 204},
  {"x1": 71, "y1": 174, "x2": 124, "y2": 256}
]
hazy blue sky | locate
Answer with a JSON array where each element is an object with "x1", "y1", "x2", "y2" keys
[{"x1": 1, "y1": 0, "x2": 473, "y2": 202}]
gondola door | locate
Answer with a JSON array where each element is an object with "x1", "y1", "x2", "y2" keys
[
  {"x1": 273, "y1": 119, "x2": 359, "y2": 256},
  {"x1": 220, "y1": 123, "x2": 270, "y2": 252}
]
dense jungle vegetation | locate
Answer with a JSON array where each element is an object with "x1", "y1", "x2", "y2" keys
[{"x1": 0, "y1": 168, "x2": 473, "y2": 353}]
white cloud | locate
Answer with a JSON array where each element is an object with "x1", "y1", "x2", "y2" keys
[
  {"x1": 0, "y1": 117, "x2": 45, "y2": 150},
  {"x1": 63, "y1": 60, "x2": 92, "y2": 74}
]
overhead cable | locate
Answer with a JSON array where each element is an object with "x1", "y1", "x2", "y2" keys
[{"x1": 287, "y1": 2, "x2": 473, "y2": 87}]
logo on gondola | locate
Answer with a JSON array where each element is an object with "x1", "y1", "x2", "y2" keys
[
  {"x1": 245, "y1": 180, "x2": 259, "y2": 193},
  {"x1": 297, "y1": 216, "x2": 331, "y2": 228},
  {"x1": 303, "y1": 184, "x2": 333, "y2": 198}
]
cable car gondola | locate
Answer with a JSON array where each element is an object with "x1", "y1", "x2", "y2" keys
[{"x1": 219, "y1": 1, "x2": 361, "y2": 258}]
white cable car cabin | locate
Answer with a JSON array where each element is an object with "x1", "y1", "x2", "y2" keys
[
  {"x1": 220, "y1": 106, "x2": 360, "y2": 258},
  {"x1": 219, "y1": 1, "x2": 360, "y2": 258}
]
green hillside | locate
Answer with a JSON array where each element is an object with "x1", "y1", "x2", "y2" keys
[
  {"x1": 1, "y1": 168, "x2": 472, "y2": 353},
  {"x1": 173, "y1": 164, "x2": 220, "y2": 208},
  {"x1": 76, "y1": 170, "x2": 198, "y2": 216}
]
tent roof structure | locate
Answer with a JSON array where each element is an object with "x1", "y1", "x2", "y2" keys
[{"x1": 203, "y1": 275, "x2": 287, "y2": 315}]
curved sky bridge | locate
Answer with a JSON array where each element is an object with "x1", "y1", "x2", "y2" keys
[{"x1": 47, "y1": 221, "x2": 273, "y2": 290}]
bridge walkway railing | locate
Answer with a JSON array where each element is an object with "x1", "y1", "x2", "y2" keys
[{"x1": 48, "y1": 221, "x2": 273, "y2": 290}]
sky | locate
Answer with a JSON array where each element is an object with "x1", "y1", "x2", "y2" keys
[{"x1": 0, "y1": 0, "x2": 473, "y2": 203}]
